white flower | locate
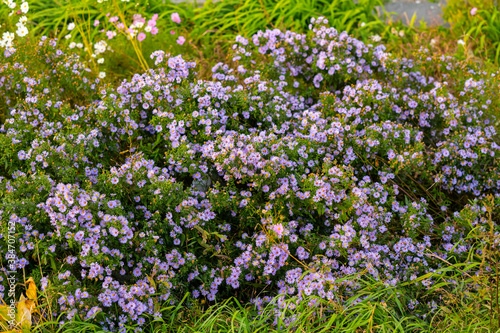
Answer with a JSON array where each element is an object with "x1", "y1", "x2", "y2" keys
[
  {"x1": 93, "y1": 40, "x2": 107, "y2": 54},
  {"x1": 19, "y1": 16, "x2": 27, "y2": 24},
  {"x1": 91, "y1": 53, "x2": 96, "y2": 58},
  {"x1": 16, "y1": 25, "x2": 28, "y2": 37},
  {"x1": 458, "y1": 39, "x2": 465, "y2": 46},
  {"x1": 360, "y1": 22, "x2": 366, "y2": 27},
  {"x1": 76, "y1": 43, "x2": 83, "y2": 48},
  {"x1": 144, "y1": 25, "x2": 152, "y2": 33},
  {"x1": 98, "y1": 72, "x2": 106, "y2": 79},
  {"x1": 430, "y1": 39, "x2": 436, "y2": 46},
  {"x1": 399, "y1": 30, "x2": 405, "y2": 37},
  {"x1": 370, "y1": 35, "x2": 382, "y2": 42},
  {"x1": 6, "y1": 1, "x2": 16, "y2": 9},
  {"x1": 69, "y1": 42, "x2": 76, "y2": 49},
  {"x1": 67, "y1": 23, "x2": 75, "y2": 31},
  {"x1": 97, "y1": 58, "x2": 104, "y2": 64},
  {"x1": 65, "y1": 34, "x2": 71, "y2": 39},
  {"x1": 20, "y1": 2, "x2": 28, "y2": 13},
  {"x1": 1, "y1": 36, "x2": 14, "y2": 48},
  {"x1": 2, "y1": 32, "x2": 15, "y2": 43}
]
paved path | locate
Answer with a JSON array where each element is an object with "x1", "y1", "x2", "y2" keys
[{"x1": 378, "y1": 0, "x2": 448, "y2": 28}]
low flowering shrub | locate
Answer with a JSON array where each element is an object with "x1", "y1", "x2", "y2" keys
[{"x1": 1, "y1": 17, "x2": 499, "y2": 331}]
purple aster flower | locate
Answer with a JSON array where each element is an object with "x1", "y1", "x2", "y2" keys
[{"x1": 109, "y1": 227, "x2": 119, "y2": 237}]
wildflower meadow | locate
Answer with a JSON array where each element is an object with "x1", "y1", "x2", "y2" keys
[{"x1": 0, "y1": 0, "x2": 499, "y2": 332}]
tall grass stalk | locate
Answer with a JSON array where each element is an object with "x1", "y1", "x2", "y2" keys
[{"x1": 111, "y1": 0, "x2": 150, "y2": 73}]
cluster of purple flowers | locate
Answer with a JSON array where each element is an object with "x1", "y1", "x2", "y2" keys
[{"x1": 0, "y1": 17, "x2": 499, "y2": 330}]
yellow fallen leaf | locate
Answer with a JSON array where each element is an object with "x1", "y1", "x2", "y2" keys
[
  {"x1": 25, "y1": 278, "x2": 35, "y2": 288},
  {"x1": 25, "y1": 278, "x2": 37, "y2": 301},
  {"x1": 0, "y1": 304, "x2": 10, "y2": 322},
  {"x1": 0, "y1": 303, "x2": 19, "y2": 332},
  {"x1": 15, "y1": 295, "x2": 33, "y2": 329}
]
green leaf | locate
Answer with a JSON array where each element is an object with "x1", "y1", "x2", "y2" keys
[{"x1": 50, "y1": 256, "x2": 57, "y2": 271}]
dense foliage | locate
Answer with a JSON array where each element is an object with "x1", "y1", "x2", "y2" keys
[{"x1": 0, "y1": 17, "x2": 499, "y2": 332}]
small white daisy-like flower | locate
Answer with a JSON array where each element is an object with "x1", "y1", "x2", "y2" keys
[
  {"x1": 67, "y1": 22, "x2": 76, "y2": 31},
  {"x1": 69, "y1": 42, "x2": 76, "y2": 49},
  {"x1": 16, "y1": 25, "x2": 28, "y2": 37},
  {"x1": 97, "y1": 58, "x2": 104, "y2": 64},
  {"x1": 98, "y1": 72, "x2": 106, "y2": 79},
  {"x1": 6, "y1": 0, "x2": 16, "y2": 9},
  {"x1": 2, "y1": 32, "x2": 15, "y2": 43},
  {"x1": 20, "y1": 1, "x2": 29, "y2": 13},
  {"x1": 457, "y1": 39, "x2": 465, "y2": 46},
  {"x1": 65, "y1": 34, "x2": 71, "y2": 39}
]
